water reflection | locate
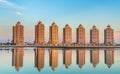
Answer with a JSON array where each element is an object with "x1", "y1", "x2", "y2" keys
[
  {"x1": 3, "y1": 48, "x2": 117, "y2": 72},
  {"x1": 49, "y1": 49, "x2": 59, "y2": 70},
  {"x1": 77, "y1": 49, "x2": 85, "y2": 68},
  {"x1": 63, "y1": 49, "x2": 72, "y2": 68},
  {"x1": 105, "y1": 49, "x2": 114, "y2": 68},
  {"x1": 34, "y1": 48, "x2": 45, "y2": 71},
  {"x1": 12, "y1": 48, "x2": 24, "y2": 71},
  {"x1": 90, "y1": 50, "x2": 99, "y2": 68}
]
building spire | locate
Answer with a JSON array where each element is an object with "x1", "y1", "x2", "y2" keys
[
  {"x1": 38, "y1": 21, "x2": 42, "y2": 24},
  {"x1": 93, "y1": 25, "x2": 96, "y2": 28},
  {"x1": 16, "y1": 21, "x2": 21, "y2": 25},
  {"x1": 51, "y1": 22, "x2": 57, "y2": 27},
  {"x1": 65, "y1": 24, "x2": 69, "y2": 27},
  {"x1": 79, "y1": 24, "x2": 82, "y2": 27},
  {"x1": 92, "y1": 25, "x2": 97, "y2": 29},
  {"x1": 107, "y1": 24, "x2": 111, "y2": 27},
  {"x1": 52, "y1": 22, "x2": 55, "y2": 24}
]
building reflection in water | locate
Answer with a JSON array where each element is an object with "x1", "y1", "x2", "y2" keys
[
  {"x1": 77, "y1": 49, "x2": 85, "y2": 68},
  {"x1": 63, "y1": 49, "x2": 72, "y2": 69},
  {"x1": 34, "y1": 48, "x2": 45, "y2": 71},
  {"x1": 105, "y1": 49, "x2": 114, "y2": 68},
  {"x1": 12, "y1": 48, "x2": 24, "y2": 71},
  {"x1": 90, "y1": 49, "x2": 99, "y2": 68},
  {"x1": 11, "y1": 48, "x2": 116, "y2": 71},
  {"x1": 49, "y1": 48, "x2": 59, "y2": 70}
]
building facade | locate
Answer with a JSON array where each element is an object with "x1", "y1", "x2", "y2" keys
[
  {"x1": 90, "y1": 25, "x2": 99, "y2": 46},
  {"x1": 63, "y1": 24, "x2": 72, "y2": 46},
  {"x1": 13, "y1": 21, "x2": 24, "y2": 45},
  {"x1": 104, "y1": 25, "x2": 114, "y2": 45},
  {"x1": 35, "y1": 21, "x2": 45, "y2": 45},
  {"x1": 49, "y1": 22, "x2": 59, "y2": 46},
  {"x1": 76, "y1": 24, "x2": 85, "y2": 45}
]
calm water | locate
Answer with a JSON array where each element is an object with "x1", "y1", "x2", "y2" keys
[{"x1": 0, "y1": 47, "x2": 120, "y2": 74}]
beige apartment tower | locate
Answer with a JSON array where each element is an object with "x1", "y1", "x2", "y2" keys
[
  {"x1": 76, "y1": 24, "x2": 85, "y2": 45},
  {"x1": 90, "y1": 25, "x2": 99, "y2": 46},
  {"x1": 104, "y1": 25, "x2": 114, "y2": 45},
  {"x1": 35, "y1": 21, "x2": 45, "y2": 45},
  {"x1": 13, "y1": 21, "x2": 24, "y2": 45},
  {"x1": 49, "y1": 22, "x2": 59, "y2": 46},
  {"x1": 63, "y1": 24, "x2": 72, "y2": 46}
]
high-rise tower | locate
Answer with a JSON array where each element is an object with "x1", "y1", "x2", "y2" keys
[
  {"x1": 35, "y1": 21, "x2": 45, "y2": 45},
  {"x1": 13, "y1": 21, "x2": 24, "y2": 45},
  {"x1": 104, "y1": 25, "x2": 114, "y2": 45},
  {"x1": 63, "y1": 24, "x2": 72, "y2": 45},
  {"x1": 76, "y1": 24, "x2": 85, "y2": 45},
  {"x1": 49, "y1": 22, "x2": 59, "y2": 46},
  {"x1": 90, "y1": 25, "x2": 99, "y2": 46}
]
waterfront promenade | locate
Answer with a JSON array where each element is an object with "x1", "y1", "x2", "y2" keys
[{"x1": 0, "y1": 45, "x2": 120, "y2": 49}]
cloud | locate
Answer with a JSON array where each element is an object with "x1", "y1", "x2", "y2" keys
[
  {"x1": 0, "y1": 0, "x2": 14, "y2": 6},
  {"x1": 0, "y1": 0, "x2": 25, "y2": 16},
  {"x1": 16, "y1": 11, "x2": 22, "y2": 16},
  {"x1": 0, "y1": 0, "x2": 25, "y2": 9}
]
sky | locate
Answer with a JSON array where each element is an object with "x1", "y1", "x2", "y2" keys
[{"x1": 0, "y1": 0, "x2": 120, "y2": 43}]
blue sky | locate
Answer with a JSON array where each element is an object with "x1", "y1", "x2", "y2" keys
[{"x1": 0, "y1": 0, "x2": 120, "y2": 43}]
